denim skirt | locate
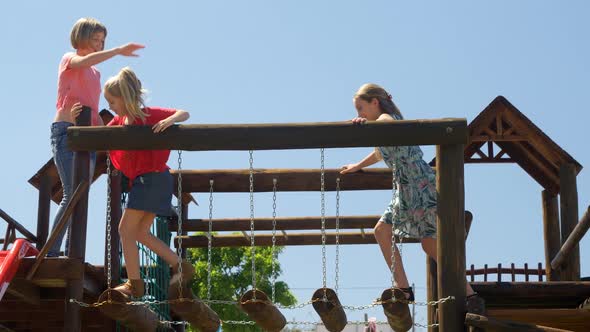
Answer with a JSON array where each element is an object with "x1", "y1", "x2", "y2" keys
[{"x1": 126, "y1": 170, "x2": 173, "y2": 216}]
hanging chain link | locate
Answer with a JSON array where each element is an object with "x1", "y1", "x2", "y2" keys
[
  {"x1": 248, "y1": 150, "x2": 257, "y2": 299},
  {"x1": 320, "y1": 148, "x2": 327, "y2": 300},
  {"x1": 176, "y1": 150, "x2": 184, "y2": 298},
  {"x1": 70, "y1": 294, "x2": 454, "y2": 309},
  {"x1": 334, "y1": 177, "x2": 341, "y2": 295},
  {"x1": 156, "y1": 319, "x2": 441, "y2": 329},
  {"x1": 207, "y1": 179, "x2": 214, "y2": 301},
  {"x1": 390, "y1": 165, "x2": 397, "y2": 289},
  {"x1": 105, "y1": 154, "x2": 113, "y2": 302},
  {"x1": 271, "y1": 178, "x2": 278, "y2": 303}
]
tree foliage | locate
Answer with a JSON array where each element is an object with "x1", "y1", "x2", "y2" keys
[{"x1": 185, "y1": 240, "x2": 296, "y2": 332}]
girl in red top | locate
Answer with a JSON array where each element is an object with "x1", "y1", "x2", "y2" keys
[{"x1": 103, "y1": 67, "x2": 192, "y2": 298}]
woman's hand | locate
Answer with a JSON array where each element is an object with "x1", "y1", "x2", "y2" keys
[
  {"x1": 117, "y1": 43, "x2": 145, "y2": 57},
  {"x1": 340, "y1": 163, "x2": 363, "y2": 174},
  {"x1": 70, "y1": 102, "x2": 83, "y2": 119},
  {"x1": 152, "y1": 117, "x2": 174, "y2": 133}
]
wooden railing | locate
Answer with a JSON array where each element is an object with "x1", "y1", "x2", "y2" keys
[
  {"x1": 0, "y1": 208, "x2": 38, "y2": 250},
  {"x1": 467, "y1": 263, "x2": 545, "y2": 282}
]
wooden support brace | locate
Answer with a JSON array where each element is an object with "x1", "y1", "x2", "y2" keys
[
  {"x1": 551, "y1": 206, "x2": 590, "y2": 269},
  {"x1": 25, "y1": 181, "x2": 89, "y2": 280}
]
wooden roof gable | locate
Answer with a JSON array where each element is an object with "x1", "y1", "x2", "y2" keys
[{"x1": 463, "y1": 96, "x2": 581, "y2": 195}]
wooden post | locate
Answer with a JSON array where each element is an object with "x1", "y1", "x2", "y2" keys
[
  {"x1": 64, "y1": 106, "x2": 91, "y2": 332},
  {"x1": 558, "y1": 163, "x2": 580, "y2": 281},
  {"x1": 436, "y1": 143, "x2": 466, "y2": 332},
  {"x1": 542, "y1": 190, "x2": 560, "y2": 281},
  {"x1": 35, "y1": 173, "x2": 51, "y2": 250},
  {"x1": 426, "y1": 257, "x2": 438, "y2": 332}
]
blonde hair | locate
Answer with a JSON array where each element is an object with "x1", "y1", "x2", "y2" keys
[
  {"x1": 104, "y1": 67, "x2": 148, "y2": 123},
  {"x1": 70, "y1": 17, "x2": 107, "y2": 50},
  {"x1": 353, "y1": 83, "x2": 403, "y2": 119}
]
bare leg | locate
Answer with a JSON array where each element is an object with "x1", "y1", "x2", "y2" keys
[
  {"x1": 420, "y1": 237, "x2": 475, "y2": 296},
  {"x1": 118, "y1": 208, "x2": 145, "y2": 280},
  {"x1": 136, "y1": 213, "x2": 179, "y2": 267},
  {"x1": 374, "y1": 221, "x2": 410, "y2": 289}
]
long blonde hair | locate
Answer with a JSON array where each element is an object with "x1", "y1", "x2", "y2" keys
[
  {"x1": 104, "y1": 67, "x2": 148, "y2": 123},
  {"x1": 70, "y1": 17, "x2": 107, "y2": 50},
  {"x1": 353, "y1": 83, "x2": 403, "y2": 119}
]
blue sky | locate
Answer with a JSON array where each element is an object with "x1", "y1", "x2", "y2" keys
[{"x1": 1, "y1": 1, "x2": 589, "y2": 329}]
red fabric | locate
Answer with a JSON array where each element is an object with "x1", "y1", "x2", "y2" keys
[{"x1": 107, "y1": 107, "x2": 176, "y2": 181}]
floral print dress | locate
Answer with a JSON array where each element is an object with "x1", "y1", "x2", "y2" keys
[{"x1": 377, "y1": 115, "x2": 437, "y2": 239}]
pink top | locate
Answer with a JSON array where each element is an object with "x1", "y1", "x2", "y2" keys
[{"x1": 56, "y1": 52, "x2": 101, "y2": 125}]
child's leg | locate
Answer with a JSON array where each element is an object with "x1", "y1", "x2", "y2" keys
[
  {"x1": 135, "y1": 213, "x2": 179, "y2": 267},
  {"x1": 420, "y1": 237, "x2": 475, "y2": 296},
  {"x1": 118, "y1": 208, "x2": 145, "y2": 280},
  {"x1": 374, "y1": 221, "x2": 410, "y2": 289}
]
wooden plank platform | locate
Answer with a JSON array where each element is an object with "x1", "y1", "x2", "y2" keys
[
  {"x1": 487, "y1": 308, "x2": 590, "y2": 332},
  {"x1": 472, "y1": 282, "x2": 590, "y2": 309},
  {"x1": 0, "y1": 259, "x2": 114, "y2": 331}
]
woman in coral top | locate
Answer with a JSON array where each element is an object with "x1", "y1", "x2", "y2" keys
[{"x1": 49, "y1": 17, "x2": 143, "y2": 257}]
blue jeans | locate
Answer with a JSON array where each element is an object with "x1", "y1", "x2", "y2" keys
[{"x1": 48, "y1": 122, "x2": 96, "y2": 256}]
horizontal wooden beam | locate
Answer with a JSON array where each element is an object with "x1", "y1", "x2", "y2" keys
[
  {"x1": 175, "y1": 232, "x2": 419, "y2": 248},
  {"x1": 67, "y1": 119, "x2": 468, "y2": 151},
  {"x1": 172, "y1": 168, "x2": 393, "y2": 192},
  {"x1": 170, "y1": 215, "x2": 380, "y2": 232},
  {"x1": 551, "y1": 205, "x2": 590, "y2": 269},
  {"x1": 470, "y1": 135, "x2": 527, "y2": 142},
  {"x1": 171, "y1": 211, "x2": 473, "y2": 232},
  {"x1": 465, "y1": 313, "x2": 571, "y2": 332}
]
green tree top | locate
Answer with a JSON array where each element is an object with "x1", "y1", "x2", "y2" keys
[{"x1": 186, "y1": 242, "x2": 296, "y2": 332}]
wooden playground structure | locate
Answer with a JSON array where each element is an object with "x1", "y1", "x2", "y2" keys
[{"x1": 0, "y1": 96, "x2": 588, "y2": 331}]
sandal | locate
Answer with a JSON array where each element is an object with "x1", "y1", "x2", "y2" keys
[
  {"x1": 113, "y1": 279, "x2": 145, "y2": 298},
  {"x1": 398, "y1": 287, "x2": 415, "y2": 302},
  {"x1": 466, "y1": 293, "x2": 486, "y2": 315}
]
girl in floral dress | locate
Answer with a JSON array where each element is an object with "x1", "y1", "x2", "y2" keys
[{"x1": 340, "y1": 84, "x2": 484, "y2": 326}]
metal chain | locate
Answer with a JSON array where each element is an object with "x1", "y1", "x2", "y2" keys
[
  {"x1": 160, "y1": 320, "x2": 440, "y2": 329},
  {"x1": 176, "y1": 150, "x2": 184, "y2": 298},
  {"x1": 320, "y1": 148, "x2": 327, "y2": 300},
  {"x1": 335, "y1": 177, "x2": 341, "y2": 295},
  {"x1": 390, "y1": 165, "x2": 397, "y2": 289},
  {"x1": 207, "y1": 179, "x2": 214, "y2": 301},
  {"x1": 105, "y1": 154, "x2": 112, "y2": 302},
  {"x1": 271, "y1": 178, "x2": 278, "y2": 303},
  {"x1": 248, "y1": 150, "x2": 256, "y2": 298},
  {"x1": 69, "y1": 294, "x2": 455, "y2": 309}
]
